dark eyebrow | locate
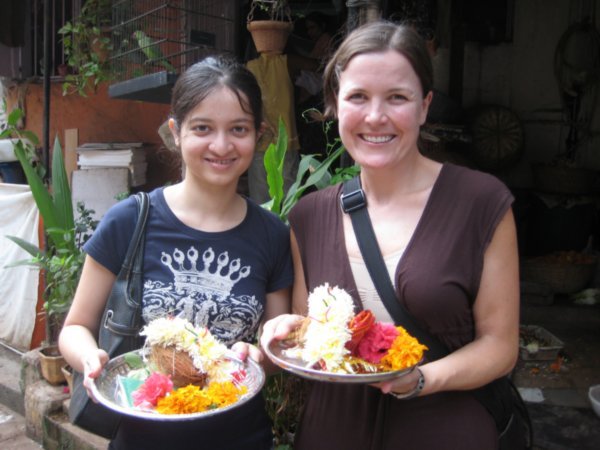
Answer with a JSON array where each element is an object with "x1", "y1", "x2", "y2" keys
[{"x1": 186, "y1": 117, "x2": 253, "y2": 126}]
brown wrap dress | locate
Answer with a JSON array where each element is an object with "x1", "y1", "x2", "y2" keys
[{"x1": 288, "y1": 163, "x2": 514, "y2": 450}]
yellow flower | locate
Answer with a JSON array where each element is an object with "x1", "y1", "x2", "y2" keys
[
  {"x1": 155, "y1": 381, "x2": 247, "y2": 415},
  {"x1": 379, "y1": 326, "x2": 428, "y2": 371},
  {"x1": 205, "y1": 382, "x2": 248, "y2": 408}
]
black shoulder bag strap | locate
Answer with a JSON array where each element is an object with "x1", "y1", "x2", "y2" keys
[
  {"x1": 340, "y1": 176, "x2": 448, "y2": 361},
  {"x1": 99, "y1": 191, "x2": 150, "y2": 355}
]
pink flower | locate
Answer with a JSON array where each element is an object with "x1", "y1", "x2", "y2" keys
[
  {"x1": 356, "y1": 322, "x2": 400, "y2": 364},
  {"x1": 231, "y1": 369, "x2": 247, "y2": 386},
  {"x1": 132, "y1": 372, "x2": 174, "y2": 407}
]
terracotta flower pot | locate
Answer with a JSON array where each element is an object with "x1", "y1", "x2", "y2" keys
[
  {"x1": 38, "y1": 345, "x2": 67, "y2": 385},
  {"x1": 247, "y1": 20, "x2": 293, "y2": 54}
]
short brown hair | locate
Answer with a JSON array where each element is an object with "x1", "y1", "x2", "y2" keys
[{"x1": 322, "y1": 21, "x2": 433, "y2": 118}]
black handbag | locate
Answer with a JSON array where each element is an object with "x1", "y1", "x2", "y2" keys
[
  {"x1": 69, "y1": 191, "x2": 149, "y2": 439},
  {"x1": 341, "y1": 176, "x2": 533, "y2": 449}
]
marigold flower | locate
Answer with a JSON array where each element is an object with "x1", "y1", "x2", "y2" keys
[
  {"x1": 155, "y1": 382, "x2": 247, "y2": 415},
  {"x1": 379, "y1": 326, "x2": 428, "y2": 370}
]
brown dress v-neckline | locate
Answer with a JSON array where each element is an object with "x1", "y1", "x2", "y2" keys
[{"x1": 339, "y1": 164, "x2": 448, "y2": 313}]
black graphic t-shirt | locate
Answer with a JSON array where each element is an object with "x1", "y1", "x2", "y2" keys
[
  {"x1": 85, "y1": 189, "x2": 291, "y2": 449},
  {"x1": 84, "y1": 188, "x2": 293, "y2": 346}
]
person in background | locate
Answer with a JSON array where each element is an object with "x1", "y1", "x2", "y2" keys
[
  {"x1": 305, "y1": 11, "x2": 334, "y2": 62},
  {"x1": 261, "y1": 20, "x2": 520, "y2": 449},
  {"x1": 59, "y1": 55, "x2": 293, "y2": 450},
  {"x1": 291, "y1": 11, "x2": 335, "y2": 104}
]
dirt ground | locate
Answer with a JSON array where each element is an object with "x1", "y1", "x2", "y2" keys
[{"x1": 514, "y1": 296, "x2": 600, "y2": 449}]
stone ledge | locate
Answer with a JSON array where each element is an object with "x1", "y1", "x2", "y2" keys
[
  {"x1": 18, "y1": 347, "x2": 109, "y2": 449},
  {"x1": 44, "y1": 411, "x2": 109, "y2": 450},
  {"x1": 0, "y1": 344, "x2": 25, "y2": 415},
  {"x1": 24, "y1": 380, "x2": 69, "y2": 442}
]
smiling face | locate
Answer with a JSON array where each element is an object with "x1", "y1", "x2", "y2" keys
[
  {"x1": 337, "y1": 50, "x2": 432, "y2": 171},
  {"x1": 170, "y1": 86, "x2": 258, "y2": 189}
]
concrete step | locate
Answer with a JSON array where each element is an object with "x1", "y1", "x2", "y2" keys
[
  {"x1": 0, "y1": 343, "x2": 25, "y2": 416},
  {"x1": 0, "y1": 403, "x2": 42, "y2": 449},
  {"x1": 44, "y1": 410, "x2": 108, "y2": 450},
  {"x1": 0, "y1": 342, "x2": 109, "y2": 450}
]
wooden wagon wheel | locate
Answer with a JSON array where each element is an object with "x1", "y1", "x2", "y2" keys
[{"x1": 468, "y1": 105, "x2": 524, "y2": 171}]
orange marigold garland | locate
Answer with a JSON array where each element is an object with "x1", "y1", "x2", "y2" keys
[{"x1": 155, "y1": 383, "x2": 248, "y2": 415}]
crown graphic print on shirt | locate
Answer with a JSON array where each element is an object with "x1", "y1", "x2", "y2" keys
[
  {"x1": 142, "y1": 245, "x2": 262, "y2": 345},
  {"x1": 161, "y1": 246, "x2": 250, "y2": 300}
]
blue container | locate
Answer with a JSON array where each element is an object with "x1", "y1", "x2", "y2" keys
[{"x1": 0, "y1": 161, "x2": 27, "y2": 184}]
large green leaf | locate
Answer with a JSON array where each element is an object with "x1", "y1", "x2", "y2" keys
[
  {"x1": 7, "y1": 108, "x2": 24, "y2": 127},
  {"x1": 13, "y1": 136, "x2": 73, "y2": 250},
  {"x1": 5, "y1": 235, "x2": 43, "y2": 259},
  {"x1": 50, "y1": 136, "x2": 75, "y2": 234},
  {"x1": 281, "y1": 145, "x2": 346, "y2": 217},
  {"x1": 261, "y1": 117, "x2": 350, "y2": 222},
  {"x1": 13, "y1": 143, "x2": 59, "y2": 234},
  {"x1": 263, "y1": 118, "x2": 288, "y2": 215}
]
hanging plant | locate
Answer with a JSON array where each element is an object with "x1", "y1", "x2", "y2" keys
[
  {"x1": 247, "y1": 0, "x2": 293, "y2": 55},
  {"x1": 58, "y1": 0, "x2": 113, "y2": 96}
]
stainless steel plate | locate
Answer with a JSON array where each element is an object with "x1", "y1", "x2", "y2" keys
[
  {"x1": 90, "y1": 349, "x2": 265, "y2": 421},
  {"x1": 264, "y1": 339, "x2": 419, "y2": 384}
]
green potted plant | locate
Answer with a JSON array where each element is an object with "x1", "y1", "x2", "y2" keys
[
  {"x1": 247, "y1": 0, "x2": 293, "y2": 54},
  {"x1": 0, "y1": 103, "x2": 45, "y2": 181},
  {"x1": 4, "y1": 131, "x2": 97, "y2": 382},
  {"x1": 58, "y1": 0, "x2": 113, "y2": 96},
  {"x1": 262, "y1": 117, "x2": 358, "y2": 222}
]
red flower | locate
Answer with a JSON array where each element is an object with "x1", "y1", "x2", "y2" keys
[
  {"x1": 346, "y1": 310, "x2": 376, "y2": 353},
  {"x1": 132, "y1": 372, "x2": 174, "y2": 407},
  {"x1": 356, "y1": 322, "x2": 399, "y2": 364}
]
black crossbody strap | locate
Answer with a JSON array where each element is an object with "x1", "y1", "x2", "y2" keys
[
  {"x1": 121, "y1": 192, "x2": 150, "y2": 275},
  {"x1": 341, "y1": 177, "x2": 448, "y2": 361},
  {"x1": 102, "y1": 192, "x2": 149, "y2": 338},
  {"x1": 342, "y1": 178, "x2": 531, "y2": 443}
]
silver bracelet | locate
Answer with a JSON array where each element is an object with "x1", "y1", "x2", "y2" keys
[{"x1": 389, "y1": 368, "x2": 425, "y2": 400}]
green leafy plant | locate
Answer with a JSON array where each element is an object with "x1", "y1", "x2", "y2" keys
[
  {"x1": 247, "y1": 0, "x2": 292, "y2": 22},
  {"x1": 0, "y1": 102, "x2": 45, "y2": 180},
  {"x1": 264, "y1": 372, "x2": 307, "y2": 449},
  {"x1": 261, "y1": 117, "x2": 358, "y2": 447},
  {"x1": 4, "y1": 135, "x2": 97, "y2": 343},
  {"x1": 58, "y1": 0, "x2": 113, "y2": 96},
  {"x1": 262, "y1": 117, "x2": 354, "y2": 222}
]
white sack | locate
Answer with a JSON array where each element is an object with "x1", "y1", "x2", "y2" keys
[{"x1": 0, "y1": 183, "x2": 39, "y2": 351}]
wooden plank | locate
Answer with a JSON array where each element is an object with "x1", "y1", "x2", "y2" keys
[{"x1": 64, "y1": 129, "x2": 78, "y2": 186}]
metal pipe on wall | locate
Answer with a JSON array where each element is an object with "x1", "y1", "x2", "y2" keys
[{"x1": 43, "y1": 0, "x2": 51, "y2": 180}]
